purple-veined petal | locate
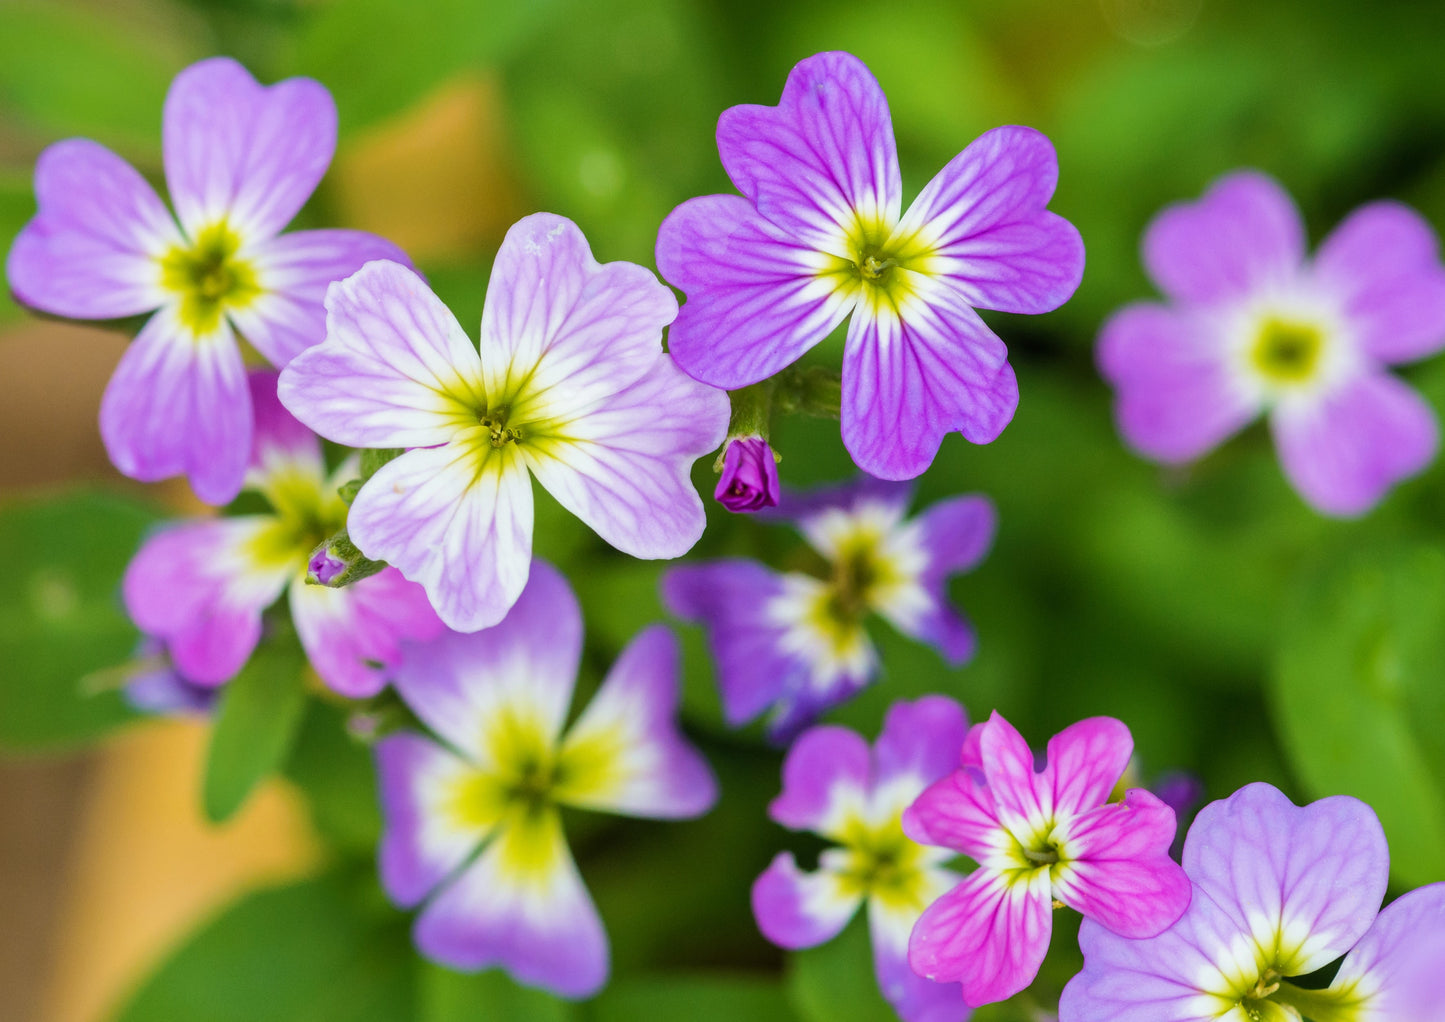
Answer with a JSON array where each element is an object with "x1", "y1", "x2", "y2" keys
[
  {"x1": 717, "y1": 50, "x2": 901, "y2": 256},
  {"x1": 413, "y1": 808, "x2": 608, "y2": 1000},
  {"x1": 278, "y1": 259, "x2": 484, "y2": 450},
  {"x1": 1332, "y1": 883, "x2": 1445, "y2": 1018},
  {"x1": 526, "y1": 354, "x2": 728, "y2": 559},
  {"x1": 289, "y1": 568, "x2": 445, "y2": 699},
  {"x1": 1143, "y1": 170, "x2": 1305, "y2": 306},
  {"x1": 554, "y1": 625, "x2": 718, "y2": 819},
  {"x1": 977, "y1": 712, "x2": 1053, "y2": 839},
  {"x1": 230, "y1": 229, "x2": 411, "y2": 367},
  {"x1": 348, "y1": 443, "x2": 533, "y2": 633},
  {"x1": 887, "y1": 495, "x2": 996, "y2": 663},
  {"x1": 874, "y1": 695, "x2": 970, "y2": 794},
  {"x1": 1271, "y1": 370, "x2": 1439, "y2": 517},
  {"x1": 769, "y1": 724, "x2": 871, "y2": 838},
  {"x1": 896, "y1": 126, "x2": 1083, "y2": 315},
  {"x1": 1045, "y1": 717, "x2": 1134, "y2": 821},
  {"x1": 908, "y1": 867, "x2": 1053, "y2": 1008},
  {"x1": 1098, "y1": 302, "x2": 1259, "y2": 464},
  {"x1": 100, "y1": 306, "x2": 250, "y2": 505},
  {"x1": 751, "y1": 851, "x2": 863, "y2": 950},
  {"x1": 163, "y1": 57, "x2": 335, "y2": 242},
  {"x1": 902, "y1": 763, "x2": 1004, "y2": 864},
  {"x1": 657, "y1": 194, "x2": 855, "y2": 390},
  {"x1": 390, "y1": 561, "x2": 580, "y2": 766},
  {"x1": 868, "y1": 877, "x2": 970, "y2": 1022},
  {"x1": 245, "y1": 369, "x2": 324, "y2": 491},
  {"x1": 6, "y1": 139, "x2": 179, "y2": 319},
  {"x1": 841, "y1": 286, "x2": 1018, "y2": 480},
  {"x1": 1181, "y1": 783, "x2": 1388, "y2": 976}
]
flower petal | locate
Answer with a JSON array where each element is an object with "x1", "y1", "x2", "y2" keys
[
  {"x1": 769, "y1": 723, "x2": 871, "y2": 838},
  {"x1": 1143, "y1": 170, "x2": 1305, "y2": 305},
  {"x1": 902, "y1": 764, "x2": 1004, "y2": 864},
  {"x1": 390, "y1": 560, "x2": 580, "y2": 765},
  {"x1": 6, "y1": 139, "x2": 179, "y2": 319},
  {"x1": 717, "y1": 50, "x2": 901, "y2": 255},
  {"x1": 100, "y1": 307, "x2": 251, "y2": 504},
  {"x1": 278, "y1": 259, "x2": 483, "y2": 450},
  {"x1": 977, "y1": 711, "x2": 1053, "y2": 838},
  {"x1": 414, "y1": 808, "x2": 608, "y2": 999},
  {"x1": 554, "y1": 625, "x2": 718, "y2": 819},
  {"x1": 889, "y1": 495, "x2": 996, "y2": 663},
  {"x1": 245, "y1": 369, "x2": 325, "y2": 490},
  {"x1": 868, "y1": 878, "x2": 970, "y2": 1022},
  {"x1": 348, "y1": 444, "x2": 533, "y2": 633},
  {"x1": 656, "y1": 194, "x2": 855, "y2": 389},
  {"x1": 1271, "y1": 370, "x2": 1439, "y2": 517},
  {"x1": 896, "y1": 125, "x2": 1083, "y2": 314},
  {"x1": 1332, "y1": 882, "x2": 1445, "y2": 1016},
  {"x1": 874, "y1": 695, "x2": 970, "y2": 795},
  {"x1": 751, "y1": 851, "x2": 863, "y2": 950},
  {"x1": 1182, "y1": 783, "x2": 1388, "y2": 976},
  {"x1": 1045, "y1": 716, "x2": 1134, "y2": 821},
  {"x1": 163, "y1": 57, "x2": 335, "y2": 241}
]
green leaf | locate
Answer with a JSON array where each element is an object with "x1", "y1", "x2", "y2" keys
[
  {"x1": 0, "y1": 489, "x2": 158, "y2": 751},
  {"x1": 282, "y1": 701, "x2": 382, "y2": 854},
  {"x1": 417, "y1": 964, "x2": 577, "y2": 1022},
  {"x1": 1271, "y1": 544, "x2": 1445, "y2": 887},
  {"x1": 592, "y1": 973, "x2": 796, "y2": 1022},
  {"x1": 203, "y1": 639, "x2": 308, "y2": 822},
  {"x1": 787, "y1": 914, "x2": 894, "y2": 1022}
]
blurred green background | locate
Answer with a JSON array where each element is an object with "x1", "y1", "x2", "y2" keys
[{"x1": 4, "y1": 0, "x2": 1445, "y2": 1019}]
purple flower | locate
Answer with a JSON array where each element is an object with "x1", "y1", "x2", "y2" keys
[
  {"x1": 123, "y1": 638, "x2": 218, "y2": 716},
  {"x1": 4, "y1": 58, "x2": 408, "y2": 505},
  {"x1": 715, "y1": 436, "x2": 781, "y2": 512},
  {"x1": 278, "y1": 214, "x2": 730, "y2": 633},
  {"x1": 1100, "y1": 170, "x2": 1445, "y2": 516},
  {"x1": 656, "y1": 51, "x2": 1084, "y2": 481},
  {"x1": 122, "y1": 371, "x2": 444, "y2": 698},
  {"x1": 375, "y1": 561, "x2": 717, "y2": 999},
  {"x1": 1060, "y1": 783, "x2": 1445, "y2": 1022},
  {"x1": 904, "y1": 712, "x2": 1191, "y2": 1008},
  {"x1": 753, "y1": 696, "x2": 971, "y2": 1022},
  {"x1": 663, "y1": 477, "x2": 995, "y2": 741}
]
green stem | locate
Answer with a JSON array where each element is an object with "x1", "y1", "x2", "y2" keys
[
  {"x1": 1270, "y1": 981, "x2": 1365, "y2": 1022},
  {"x1": 774, "y1": 364, "x2": 841, "y2": 419}
]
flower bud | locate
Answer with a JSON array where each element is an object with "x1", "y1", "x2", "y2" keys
[
  {"x1": 305, "y1": 530, "x2": 387, "y2": 588},
  {"x1": 714, "y1": 436, "x2": 780, "y2": 513}
]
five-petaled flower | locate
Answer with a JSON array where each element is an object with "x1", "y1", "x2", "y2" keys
[
  {"x1": 1100, "y1": 169, "x2": 1445, "y2": 516},
  {"x1": 656, "y1": 50, "x2": 1084, "y2": 481},
  {"x1": 904, "y1": 711, "x2": 1191, "y2": 1008},
  {"x1": 715, "y1": 435, "x2": 781, "y2": 512},
  {"x1": 375, "y1": 561, "x2": 717, "y2": 998},
  {"x1": 278, "y1": 213, "x2": 730, "y2": 632},
  {"x1": 753, "y1": 696, "x2": 972, "y2": 1022},
  {"x1": 123, "y1": 372, "x2": 443, "y2": 698},
  {"x1": 5, "y1": 57, "x2": 408, "y2": 504},
  {"x1": 1060, "y1": 782, "x2": 1445, "y2": 1022},
  {"x1": 663, "y1": 477, "x2": 995, "y2": 741}
]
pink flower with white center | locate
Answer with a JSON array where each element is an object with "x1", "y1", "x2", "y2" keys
[
  {"x1": 5, "y1": 57, "x2": 409, "y2": 504},
  {"x1": 904, "y1": 711, "x2": 1191, "y2": 1008}
]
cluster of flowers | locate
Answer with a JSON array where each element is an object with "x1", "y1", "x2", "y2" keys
[{"x1": 9, "y1": 45, "x2": 1445, "y2": 1020}]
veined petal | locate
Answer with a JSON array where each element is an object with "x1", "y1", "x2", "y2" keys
[
  {"x1": 657, "y1": 194, "x2": 855, "y2": 389},
  {"x1": 555, "y1": 626, "x2": 718, "y2": 819},
  {"x1": 751, "y1": 851, "x2": 863, "y2": 950},
  {"x1": 231, "y1": 228, "x2": 412, "y2": 367},
  {"x1": 886, "y1": 495, "x2": 996, "y2": 663},
  {"x1": 1333, "y1": 883, "x2": 1445, "y2": 1018},
  {"x1": 278, "y1": 260, "x2": 484, "y2": 450},
  {"x1": 717, "y1": 51, "x2": 901, "y2": 256},
  {"x1": 245, "y1": 369, "x2": 325, "y2": 492},
  {"x1": 1182, "y1": 783, "x2": 1388, "y2": 977},
  {"x1": 869, "y1": 873, "x2": 970, "y2": 1022},
  {"x1": 769, "y1": 724, "x2": 871, "y2": 838},
  {"x1": 902, "y1": 764, "x2": 1005, "y2": 864},
  {"x1": 347, "y1": 443, "x2": 534, "y2": 633},
  {"x1": 977, "y1": 712, "x2": 1053, "y2": 841},
  {"x1": 390, "y1": 561, "x2": 580, "y2": 767},
  {"x1": 526, "y1": 353, "x2": 727, "y2": 559},
  {"x1": 874, "y1": 695, "x2": 970, "y2": 796},
  {"x1": 1045, "y1": 716, "x2": 1134, "y2": 820},
  {"x1": 6, "y1": 139, "x2": 179, "y2": 319},
  {"x1": 895, "y1": 126, "x2": 1083, "y2": 314},
  {"x1": 100, "y1": 306, "x2": 251, "y2": 505},
  {"x1": 414, "y1": 808, "x2": 608, "y2": 999},
  {"x1": 163, "y1": 57, "x2": 335, "y2": 241}
]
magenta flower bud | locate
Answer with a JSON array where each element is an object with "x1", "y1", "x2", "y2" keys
[
  {"x1": 714, "y1": 436, "x2": 780, "y2": 512},
  {"x1": 308, "y1": 548, "x2": 346, "y2": 586}
]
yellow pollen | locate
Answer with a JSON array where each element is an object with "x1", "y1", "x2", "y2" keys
[
  {"x1": 159, "y1": 222, "x2": 260, "y2": 335},
  {"x1": 1251, "y1": 317, "x2": 1324, "y2": 385}
]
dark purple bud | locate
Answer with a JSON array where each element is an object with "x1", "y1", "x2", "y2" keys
[
  {"x1": 714, "y1": 436, "x2": 780, "y2": 513},
  {"x1": 309, "y1": 548, "x2": 347, "y2": 586}
]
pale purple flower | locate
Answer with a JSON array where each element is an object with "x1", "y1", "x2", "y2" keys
[
  {"x1": 904, "y1": 712, "x2": 1191, "y2": 1008},
  {"x1": 753, "y1": 696, "x2": 971, "y2": 1022},
  {"x1": 122, "y1": 371, "x2": 443, "y2": 698},
  {"x1": 123, "y1": 638, "x2": 217, "y2": 716},
  {"x1": 5, "y1": 57, "x2": 408, "y2": 505},
  {"x1": 278, "y1": 214, "x2": 730, "y2": 633},
  {"x1": 656, "y1": 50, "x2": 1084, "y2": 481},
  {"x1": 715, "y1": 436, "x2": 781, "y2": 512},
  {"x1": 1061, "y1": 782, "x2": 1445, "y2": 1022},
  {"x1": 1101, "y1": 170, "x2": 1445, "y2": 516},
  {"x1": 376, "y1": 561, "x2": 717, "y2": 999},
  {"x1": 663, "y1": 477, "x2": 995, "y2": 741}
]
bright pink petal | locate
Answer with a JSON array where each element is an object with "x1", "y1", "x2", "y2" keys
[
  {"x1": 902, "y1": 765, "x2": 1003, "y2": 863},
  {"x1": 977, "y1": 711, "x2": 1052, "y2": 837},
  {"x1": 874, "y1": 695, "x2": 969, "y2": 794},
  {"x1": 770, "y1": 724, "x2": 872, "y2": 837},
  {"x1": 1045, "y1": 716, "x2": 1134, "y2": 820},
  {"x1": 868, "y1": 893, "x2": 970, "y2": 1022},
  {"x1": 751, "y1": 852, "x2": 862, "y2": 950}
]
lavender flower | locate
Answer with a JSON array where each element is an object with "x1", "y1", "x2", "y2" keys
[{"x1": 715, "y1": 436, "x2": 781, "y2": 512}]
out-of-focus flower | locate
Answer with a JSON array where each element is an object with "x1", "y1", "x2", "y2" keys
[
  {"x1": 753, "y1": 696, "x2": 971, "y2": 1022},
  {"x1": 375, "y1": 561, "x2": 716, "y2": 998},
  {"x1": 905, "y1": 712, "x2": 1190, "y2": 1008},
  {"x1": 715, "y1": 435, "x2": 780, "y2": 512},
  {"x1": 122, "y1": 638, "x2": 218, "y2": 716},
  {"x1": 5, "y1": 57, "x2": 408, "y2": 504},
  {"x1": 278, "y1": 213, "x2": 729, "y2": 632},
  {"x1": 656, "y1": 50, "x2": 1083, "y2": 481},
  {"x1": 663, "y1": 477, "x2": 994, "y2": 741},
  {"x1": 1060, "y1": 782, "x2": 1445, "y2": 1021},
  {"x1": 1100, "y1": 169, "x2": 1445, "y2": 516},
  {"x1": 123, "y1": 372, "x2": 442, "y2": 698}
]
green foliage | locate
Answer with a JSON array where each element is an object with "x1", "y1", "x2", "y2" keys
[
  {"x1": 419, "y1": 965, "x2": 579, "y2": 1022},
  {"x1": 591, "y1": 974, "x2": 796, "y2": 1021},
  {"x1": 787, "y1": 914, "x2": 894, "y2": 1022},
  {"x1": 283, "y1": 701, "x2": 382, "y2": 854}
]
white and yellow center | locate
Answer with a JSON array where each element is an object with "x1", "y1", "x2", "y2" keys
[{"x1": 159, "y1": 222, "x2": 261, "y2": 335}]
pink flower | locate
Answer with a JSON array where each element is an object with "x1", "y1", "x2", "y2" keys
[{"x1": 714, "y1": 436, "x2": 780, "y2": 512}]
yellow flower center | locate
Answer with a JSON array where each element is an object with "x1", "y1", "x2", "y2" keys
[
  {"x1": 835, "y1": 815, "x2": 931, "y2": 909},
  {"x1": 160, "y1": 222, "x2": 260, "y2": 335},
  {"x1": 819, "y1": 215, "x2": 933, "y2": 316},
  {"x1": 1250, "y1": 317, "x2": 1325, "y2": 385}
]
